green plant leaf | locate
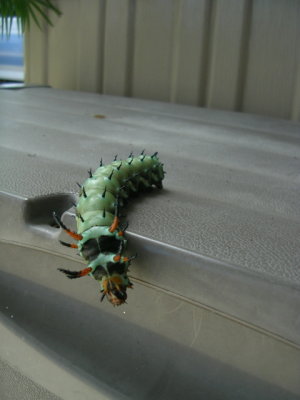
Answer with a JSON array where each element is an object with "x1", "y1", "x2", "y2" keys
[{"x1": 0, "y1": 0, "x2": 62, "y2": 37}]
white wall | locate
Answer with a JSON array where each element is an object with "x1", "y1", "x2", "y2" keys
[{"x1": 25, "y1": 0, "x2": 300, "y2": 121}]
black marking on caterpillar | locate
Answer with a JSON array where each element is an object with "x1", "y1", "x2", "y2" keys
[{"x1": 54, "y1": 152, "x2": 165, "y2": 306}]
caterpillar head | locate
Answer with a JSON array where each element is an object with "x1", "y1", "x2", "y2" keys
[
  {"x1": 92, "y1": 257, "x2": 135, "y2": 306},
  {"x1": 100, "y1": 275, "x2": 131, "y2": 306}
]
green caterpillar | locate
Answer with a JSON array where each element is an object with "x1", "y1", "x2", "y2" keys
[{"x1": 54, "y1": 151, "x2": 164, "y2": 306}]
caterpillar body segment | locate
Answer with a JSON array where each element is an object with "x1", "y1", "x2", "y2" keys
[{"x1": 55, "y1": 153, "x2": 164, "y2": 306}]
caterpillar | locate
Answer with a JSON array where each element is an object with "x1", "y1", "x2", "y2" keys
[{"x1": 53, "y1": 151, "x2": 164, "y2": 306}]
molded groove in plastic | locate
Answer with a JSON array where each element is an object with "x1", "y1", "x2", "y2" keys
[{"x1": 23, "y1": 193, "x2": 76, "y2": 228}]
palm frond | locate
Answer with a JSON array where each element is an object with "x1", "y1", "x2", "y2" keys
[{"x1": 0, "y1": 0, "x2": 62, "y2": 37}]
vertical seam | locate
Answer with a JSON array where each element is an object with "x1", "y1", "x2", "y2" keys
[
  {"x1": 169, "y1": 0, "x2": 183, "y2": 103},
  {"x1": 99, "y1": 0, "x2": 107, "y2": 93},
  {"x1": 235, "y1": 0, "x2": 253, "y2": 112},
  {"x1": 125, "y1": 0, "x2": 137, "y2": 97},
  {"x1": 198, "y1": 0, "x2": 216, "y2": 107},
  {"x1": 290, "y1": 1, "x2": 300, "y2": 121}
]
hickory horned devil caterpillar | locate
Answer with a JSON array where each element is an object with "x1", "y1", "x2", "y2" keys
[{"x1": 53, "y1": 151, "x2": 165, "y2": 306}]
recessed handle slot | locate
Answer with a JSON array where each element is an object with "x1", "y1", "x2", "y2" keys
[{"x1": 24, "y1": 193, "x2": 76, "y2": 228}]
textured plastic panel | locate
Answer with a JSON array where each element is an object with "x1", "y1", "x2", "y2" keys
[{"x1": 0, "y1": 88, "x2": 300, "y2": 399}]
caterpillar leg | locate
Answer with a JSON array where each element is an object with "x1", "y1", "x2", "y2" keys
[
  {"x1": 119, "y1": 221, "x2": 129, "y2": 231},
  {"x1": 118, "y1": 221, "x2": 129, "y2": 237},
  {"x1": 58, "y1": 267, "x2": 92, "y2": 279},
  {"x1": 122, "y1": 253, "x2": 137, "y2": 263},
  {"x1": 109, "y1": 196, "x2": 121, "y2": 233},
  {"x1": 113, "y1": 240, "x2": 125, "y2": 262},
  {"x1": 53, "y1": 212, "x2": 83, "y2": 241},
  {"x1": 59, "y1": 240, "x2": 78, "y2": 249}
]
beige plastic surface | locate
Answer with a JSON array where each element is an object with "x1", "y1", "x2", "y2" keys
[{"x1": 0, "y1": 88, "x2": 300, "y2": 399}]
